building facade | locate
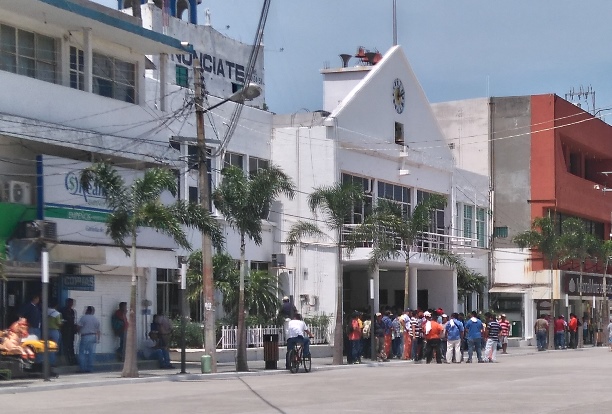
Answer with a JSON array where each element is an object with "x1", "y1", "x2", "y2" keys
[{"x1": 433, "y1": 95, "x2": 612, "y2": 340}]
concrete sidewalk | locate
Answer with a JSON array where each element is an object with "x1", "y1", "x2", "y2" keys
[{"x1": 0, "y1": 344, "x2": 589, "y2": 395}]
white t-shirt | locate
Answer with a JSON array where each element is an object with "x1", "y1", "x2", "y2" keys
[
  {"x1": 607, "y1": 322, "x2": 612, "y2": 338},
  {"x1": 287, "y1": 320, "x2": 308, "y2": 339}
]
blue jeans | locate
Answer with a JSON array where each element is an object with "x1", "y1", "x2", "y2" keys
[
  {"x1": 467, "y1": 338, "x2": 483, "y2": 362},
  {"x1": 144, "y1": 349, "x2": 171, "y2": 368},
  {"x1": 79, "y1": 334, "x2": 97, "y2": 372},
  {"x1": 555, "y1": 332, "x2": 566, "y2": 349},
  {"x1": 286, "y1": 336, "x2": 310, "y2": 368},
  {"x1": 411, "y1": 337, "x2": 422, "y2": 361},
  {"x1": 349, "y1": 339, "x2": 361, "y2": 362},
  {"x1": 536, "y1": 331, "x2": 547, "y2": 350}
]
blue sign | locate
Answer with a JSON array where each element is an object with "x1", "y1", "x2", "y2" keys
[{"x1": 63, "y1": 275, "x2": 95, "y2": 291}]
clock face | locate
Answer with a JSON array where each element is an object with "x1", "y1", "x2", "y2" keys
[{"x1": 392, "y1": 78, "x2": 405, "y2": 114}]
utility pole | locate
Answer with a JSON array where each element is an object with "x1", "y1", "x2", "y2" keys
[{"x1": 194, "y1": 58, "x2": 216, "y2": 372}]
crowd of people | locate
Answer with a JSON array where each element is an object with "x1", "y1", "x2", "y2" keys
[{"x1": 346, "y1": 308, "x2": 512, "y2": 364}]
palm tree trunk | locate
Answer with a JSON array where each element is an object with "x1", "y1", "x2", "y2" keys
[
  {"x1": 403, "y1": 257, "x2": 410, "y2": 311},
  {"x1": 548, "y1": 264, "x2": 554, "y2": 350},
  {"x1": 122, "y1": 237, "x2": 139, "y2": 377},
  {"x1": 235, "y1": 234, "x2": 249, "y2": 371},
  {"x1": 333, "y1": 242, "x2": 343, "y2": 365}
]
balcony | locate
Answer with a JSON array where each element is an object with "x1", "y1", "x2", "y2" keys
[{"x1": 341, "y1": 224, "x2": 480, "y2": 261}]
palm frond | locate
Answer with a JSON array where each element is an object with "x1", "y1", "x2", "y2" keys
[
  {"x1": 307, "y1": 182, "x2": 364, "y2": 229},
  {"x1": 170, "y1": 200, "x2": 224, "y2": 249},
  {"x1": 80, "y1": 162, "x2": 129, "y2": 211},
  {"x1": 286, "y1": 221, "x2": 326, "y2": 255}
]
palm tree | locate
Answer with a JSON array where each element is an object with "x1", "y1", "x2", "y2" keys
[
  {"x1": 456, "y1": 260, "x2": 487, "y2": 303},
  {"x1": 80, "y1": 163, "x2": 223, "y2": 377},
  {"x1": 286, "y1": 182, "x2": 364, "y2": 365},
  {"x1": 558, "y1": 217, "x2": 599, "y2": 347},
  {"x1": 513, "y1": 215, "x2": 561, "y2": 349},
  {"x1": 348, "y1": 194, "x2": 449, "y2": 310},
  {"x1": 187, "y1": 251, "x2": 281, "y2": 323},
  {"x1": 212, "y1": 165, "x2": 295, "y2": 372}
]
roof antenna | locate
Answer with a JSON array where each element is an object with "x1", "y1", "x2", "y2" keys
[{"x1": 392, "y1": 0, "x2": 397, "y2": 46}]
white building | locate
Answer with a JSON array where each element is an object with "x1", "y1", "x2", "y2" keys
[
  {"x1": 0, "y1": 0, "x2": 491, "y2": 355},
  {"x1": 272, "y1": 46, "x2": 490, "y2": 320}
]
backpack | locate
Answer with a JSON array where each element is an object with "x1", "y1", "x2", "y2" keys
[{"x1": 111, "y1": 313, "x2": 124, "y2": 336}]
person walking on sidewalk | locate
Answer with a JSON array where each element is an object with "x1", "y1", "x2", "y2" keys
[
  {"x1": 534, "y1": 314, "x2": 549, "y2": 351},
  {"x1": 484, "y1": 313, "x2": 500, "y2": 362},
  {"x1": 445, "y1": 313, "x2": 464, "y2": 363},
  {"x1": 374, "y1": 312, "x2": 386, "y2": 361},
  {"x1": 112, "y1": 302, "x2": 128, "y2": 361},
  {"x1": 464, "y1": 311, "x2": 484, "y2": 363},
  {"x1": 423, "y1": 311, "x2": 443, "y2": 364},
  {"x1": 347, "y1": 312, "x2": 362, "y2": 364},
  {"x1": 498, "y1": 314, "x2": 511, "y2": 354},
  {"x1": 554, "y1": 315, "x2": 567, "y2": 350},
  {"x1": 60, "y1": 298, "x2": 77, "y2": 365},
  {"x1": 568, "y1": 313, "x2": 579, "y2": 349},
  {"x1": 77, "y1": 306, "x2": 100, "y2": 373}
]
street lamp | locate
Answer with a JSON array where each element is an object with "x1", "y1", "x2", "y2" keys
[
  {"x1": 193, "y1": 58, "x2": 261, "y2": 373},
  {"x1": 594, "y1": 182, "x2": 612, "y2": 339}
]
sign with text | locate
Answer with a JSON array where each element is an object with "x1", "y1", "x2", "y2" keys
[
  {"x1": 62, "y1": 275, "x2": 95, "y2": 292},
  {"x1": 39, "y1": 155, "x2": 176, "y2": 249},
  {"x1": 562, "y1": 273, "x2": 612, "y2": 297}
]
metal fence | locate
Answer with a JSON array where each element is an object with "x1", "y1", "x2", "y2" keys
[{"x1": 220, "y1": 324, "x2": 329, "y2": 350}]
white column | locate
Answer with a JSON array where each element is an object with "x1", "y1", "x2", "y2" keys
[
  {"x1": 524, "y1": 291, "x2": 534, "y2": 340},
  {"x1": 371, "y1": 266, "x2": 380, "y2": 313},
  {"x1": 451, "y1": 269, "x2": 459, "y2": 313},
  {"x1": 409, "y1": 267, "x2": 418, "y2": 310},
  {"x1": 83, "y1": 28, "x2": 92, "y2": 93}
]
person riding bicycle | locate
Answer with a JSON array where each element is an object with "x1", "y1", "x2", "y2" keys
[{"x1": 286, "y1": 313, "x2": 313, "y2": 369}]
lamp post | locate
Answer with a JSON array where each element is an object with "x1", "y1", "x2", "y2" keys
[
  {"x1": 41, "y1": 248, "x2": 50, "y2": 381},
  {"x1": 595, "y1": 182, "x2": 612, "y2": 338},
  {"x1": 179, "y1": 261, "x2": 187, "y2": 374},
  {"x1": 193, "y1": 58, "x2": 261, "y2": 373}
]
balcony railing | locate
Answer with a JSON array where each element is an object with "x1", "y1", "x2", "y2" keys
[{"x1": 341, "y1": 224, "x2": 480, "y2": 256}]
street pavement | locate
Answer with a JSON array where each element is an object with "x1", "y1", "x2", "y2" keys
[{"x1": 1, "y1": 346, "x2": 610, "y2": 413}]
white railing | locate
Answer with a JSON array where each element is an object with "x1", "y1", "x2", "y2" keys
[
  {"x1": 342, "y1": 225, "x2": 480, "y2": 255},
  {"x1": 220, "y1": 324, "x2": 329, "y2": 350}
]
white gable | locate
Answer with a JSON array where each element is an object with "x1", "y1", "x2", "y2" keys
[{"x1": 325, "y1": 45, "x2": 454, "y2": 166}]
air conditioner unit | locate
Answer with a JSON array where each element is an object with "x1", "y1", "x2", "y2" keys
[
  {"x1": 271, "y1": 253, "x2": 286, "y2": 268},
  {"x1": 36, "y1": 220, "x2": 58, "y2": 242},
  {"x1": 8, "y1": 181, "x2": 31, "y2": 205}
]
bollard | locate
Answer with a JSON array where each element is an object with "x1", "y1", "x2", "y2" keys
[{"x1": 201, "y1": 354, "x2": 212, "y2": 373}]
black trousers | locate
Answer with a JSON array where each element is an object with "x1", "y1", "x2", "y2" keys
[{"x1": 424, "y1": 339, "x2": 442, "y2": 363}]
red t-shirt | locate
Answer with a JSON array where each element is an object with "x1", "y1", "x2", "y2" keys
[
  {"x1": 568, "y1": 317, "x2": 578, "y2": 332},
  {"x1": 499, "y1": 320, "x2": 510, "y2": 336},
  {"x1": 554, "y1": 318, "x2": 566, "y2": 333}
]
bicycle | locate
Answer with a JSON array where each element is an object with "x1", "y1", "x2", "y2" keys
[{"x1": 287, "y1": 340, "x2": 311, "y2": 373}]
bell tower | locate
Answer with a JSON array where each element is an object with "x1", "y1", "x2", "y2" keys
[{"x1": 118, "y1": 0, "x2": 202, "y2": 25}]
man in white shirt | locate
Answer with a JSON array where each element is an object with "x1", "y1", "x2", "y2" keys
[{"x1": 285, "y1": 313, "x2": 313, "y2": 369}]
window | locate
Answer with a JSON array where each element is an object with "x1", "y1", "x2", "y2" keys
[
  {"x1": 224, "y1": 152, "x2": 244, "y2": 170},
  {"x1": 188, "y1": 186, "x2": 198, "y2": 204},
  {"x1": 417, "y1": 190, "x2": 446, "y2": 234},
  {"x1": 342, "y1": 173, "x2": 373, "y2": 224},
  {"x1": 232, "y1": 82, "x2": 243, "y2": 94},
  {"x1": 156, "y1": 268, "x2": 179, "y2": 318},
  {"x1": 249, "y1": 157, "x2": 269, "y2": 176},
  {"x1": 377, "y1": 181, "x2": 410, "y2": 218},
  {"x1": 476, "y1": 207, "x2": 486, "y2": 247},
  {"x1": 69, "y1": 46, "x2": 84, "y2": 90},
  {"x1": 92, "y1": 52, "x2": 136, "y2": 103},
  {"x1": 394, "y1": 122, "x2": 404, "y2": 145},
  {"x1": 0, "y1": 24, "x2": 57, "y2": 83},
  {"x1": 463, "y1": 205, "x2": 473, "y2": 238},
  {"x1": 250, "y1": 261, "x2": 269, "y2": 272},
  {"x1": 176, "y1": 65, "x2": 188, "y2": 87}
]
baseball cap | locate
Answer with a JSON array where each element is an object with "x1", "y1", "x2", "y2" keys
[
  {"x1": 501, "y1": 313, "x2": 506, "y2": 317},
  {"x1": 442, "y1": 314, "x2": 448, "y2": 318},
  {"x1": 375, "y1": 312, "x2": 382, "y2": 317},
  {"x1": 282, "y1": 296, "x2": 289, "y2": 301},
  {"x1": 423, "y1": 311, "x2": 431, "y2": 317}
]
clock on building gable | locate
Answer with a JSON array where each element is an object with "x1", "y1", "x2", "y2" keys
[{"x1": 392, "y1": 78, "x2": 405, "y2": 114}]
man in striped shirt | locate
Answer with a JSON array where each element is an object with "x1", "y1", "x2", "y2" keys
[
  {"x1": 498, "y1": 314, "x2": 511, "y2": 354},
  {"x1": 410, "y1": 311, "x2": 424, "y2": 362},
  {"x1": 484, "y1": 313, "x2": 501, "y2": 363}
]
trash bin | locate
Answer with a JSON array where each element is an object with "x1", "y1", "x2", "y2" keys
[{"x1": 263, "y1": 334, "x2": 279, "y2": 370}]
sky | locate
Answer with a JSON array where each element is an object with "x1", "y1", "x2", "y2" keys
[{"x1": 94, "y1": 1, "x2": 612, "y2": 117}]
